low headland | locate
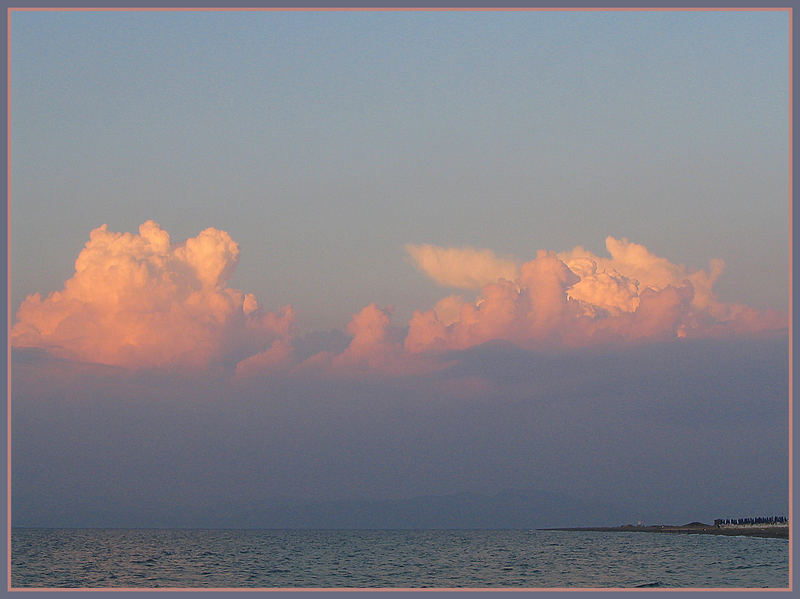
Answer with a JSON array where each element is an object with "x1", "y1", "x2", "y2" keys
[{"x1": 543, "y1": 522, "x2": 788, "y2": 539}]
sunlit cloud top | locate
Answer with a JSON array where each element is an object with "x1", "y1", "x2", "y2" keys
[
  {"x1": 11, "y1": 221, "x2": 293, "y2": 369},
  {"x1": 404, "y1": 244, "x2": 520, "y2": 290},
  {"x1": 12, "y1": 221, "x2": 787, "y2": 374}
]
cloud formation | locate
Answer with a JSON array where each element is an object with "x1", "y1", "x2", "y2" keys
[
  {"x1": 405, "y1": 244, "x2": 519, "y2": 289},
  {"x1": 406, "y1": 236, "x2": 730, "y2": 316},
  {"x1": 283, "y1": 304, "x2": 447, "y2": 380},
  {"x1": 557, "y1": 237, "x2": 724, "y2": 316},
  {"x1": 13, "y1": 223, "x2": 786, "y2": 376},
  {"x1": 404, "y1": 238, "x2": 786, "y2": 354},
  {"x1": 12, "y1": 221, "x2": 292, "y2": 369}
]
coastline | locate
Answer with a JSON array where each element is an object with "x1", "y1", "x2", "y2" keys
[{"x1": 542, "y1": 524, "x2": 788, "y2": 539}]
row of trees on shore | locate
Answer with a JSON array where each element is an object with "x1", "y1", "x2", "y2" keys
[{"x1": 714, "y1": 516, "x2": 787, "y2": 526}]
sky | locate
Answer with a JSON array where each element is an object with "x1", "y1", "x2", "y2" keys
[{"x1": 9, "y1": 9, "x2": 790, "y2": 528}]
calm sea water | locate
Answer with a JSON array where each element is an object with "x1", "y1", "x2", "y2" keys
[{"x1": 11, "y1": 528, "x2": 789, "y2": 588}]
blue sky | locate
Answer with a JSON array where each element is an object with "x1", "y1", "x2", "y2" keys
[{"x1": 11, "y1": 9, "x2": 789, "y2": 331}]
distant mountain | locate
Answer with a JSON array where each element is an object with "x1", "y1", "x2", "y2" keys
[{"x1": 236, "y1": 488, "x2": 633, "y2": 529}]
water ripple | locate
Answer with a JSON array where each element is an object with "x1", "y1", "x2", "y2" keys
[{"x1": 11, "y1": 528, "x2": 789, "y2": 589}]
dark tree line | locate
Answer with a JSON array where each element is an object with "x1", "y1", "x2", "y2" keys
[{"x1": 714, "y1": 516, "x2": 787, "y2": 526}]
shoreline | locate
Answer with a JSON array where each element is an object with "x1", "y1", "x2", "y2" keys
[{"x1": 542, "y1": 524, "x2": 788, "y2": 539}]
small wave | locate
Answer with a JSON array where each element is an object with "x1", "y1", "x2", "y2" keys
[{"x1": 635, "y1": 581, "x2": 663, "y2": 588}]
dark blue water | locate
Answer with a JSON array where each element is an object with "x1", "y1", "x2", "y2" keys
[{"x1": 11, "y1": 528, "x2": 789, "y2": 588}]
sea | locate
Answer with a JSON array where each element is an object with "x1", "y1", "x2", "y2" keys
[{"x1": 11, "y1": 528, "x2": 790, "y2": 589}]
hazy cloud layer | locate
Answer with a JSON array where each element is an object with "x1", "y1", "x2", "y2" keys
[
  {"x1": 11, "y1": 335, "x2": 789, "y2": 527},
  {"x1": 12, "y1": 222, "x2": 787, "y2": 374}
]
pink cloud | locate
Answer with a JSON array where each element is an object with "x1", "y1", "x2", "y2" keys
[
  {"x1": 404, "y1": 243, "x2": 786, "y2": 355},
  {"x1": 295, "y1": 304, "x2": 449, "y2": 379},
  {"x1": 406, "y1": 237, "x2": 735, "y2": 319},
  {"x1": 12, "y1": 221, "x2": 292, "y2": 369},
  {"x1": 558, "y1": 236, "x2": 726, "y2": 316},
  {"x1": 13, "y1": 223, "x2": 786, "y2": 377},
  {"x1": 404, "y1": 243, "x2": 519, "y2": 289}
]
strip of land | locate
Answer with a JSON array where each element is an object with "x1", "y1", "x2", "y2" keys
[{"x1": 542, "y1": 524, "x2": 788, "y2": 539}]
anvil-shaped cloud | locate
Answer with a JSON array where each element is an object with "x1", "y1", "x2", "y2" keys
[{"x1": 12, "y1": 222, "x2": 786, "y2": 374}]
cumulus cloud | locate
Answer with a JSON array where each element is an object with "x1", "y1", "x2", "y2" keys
[
  {"x1": 12, "y1": 221, "x2": 292, "y2": 369},
  {"x1": 292, "y1": 304, "x2": 449, "y2": 379},
  {"x1": 406, "y1": 237, "x2": 733, "y2": 318},
  {"x1": 404, "y1": 239, "x2": 786, "y2": 354},
  {"x1": 406, "y1": 252, "x2": 585, "y2": 353},
  {"x1": 405, "y1": 244, "x2": 519, "y2": 289},
  {"x1": 557, "y1": 237, "x2": 725, "y2": 315},
  {"x1": 13, "y1": 223, "x2": 785, "y2": 377}
]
